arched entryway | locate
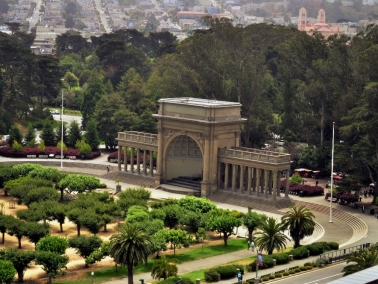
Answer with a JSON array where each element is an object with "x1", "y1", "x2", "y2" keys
[{"x1": 165, "y1": 135, "x2": 203, "y2": 180}]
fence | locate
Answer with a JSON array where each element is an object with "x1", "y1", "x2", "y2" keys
[{"x1": 318, "y1": 243, "x2": 374, "y2": 264}]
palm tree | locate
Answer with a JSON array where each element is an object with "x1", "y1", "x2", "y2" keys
[
  {"x1": 281, "y1": 205, "x2": 315, "y2": 248},
  {"x1": 151, "y1": 256, "x2": 178, "y2": 280},
  {"x1": 255, "y1": 217, "x2": 289, "y2": 255},
  {"x1": 342, "y1": 246, "x2": 378, "y2": 276},
  {"x1": 108, "y1": 223, "x2": 152, "y2": 284}
]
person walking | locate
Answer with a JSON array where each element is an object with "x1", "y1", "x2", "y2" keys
[
  {"x1": 362, "y1": 205, "x2": 365, "y2": 213},
  {"x1": 107, "y1": 165, "x2": 110, "y2": 173},
  {"x1": 247, "y1": 240, "x2": 250, "y2": 250},
  {"x1": 251, "y1": 241, "x2": 255, "y2": 252},
  {"x1": 237, "y1": 269, "x2": 242, "y2": 284},
  {"x1": 315, "y1": 180, "x2": 318, "y2": 186}
]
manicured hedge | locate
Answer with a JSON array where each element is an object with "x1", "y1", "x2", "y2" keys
[
  {"x1": 289, "y1": 246, "x2": 309, "y2": 260},
  {"x1": 271, "y1": 253, "x2": 290, "y2": 265},
  {"x1": 212, "y1": 265, "x2": 244, "y2": 280},
  {"x1": 0, "y1": 145, "x2": 99, "y2": 159},
  {"x1": 248, "y1": 255, "x2": 274, "y2": 271},
  {"x1": 158, "y1": 277, "x2": 194, "y2": 284},
  {"x1": 306, "y1": 243, "x2": 324, "y2": 256},
  {"x1": 280, "y1": 180, "x2": 324, "y2": 196},
  {"x1": 205, "y1": 270, "x2": 219, "y2": 282}
]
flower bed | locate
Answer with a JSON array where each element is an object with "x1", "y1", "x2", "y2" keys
[
  {"x1": 280, "y1": 180, "x2": 324, "y2": 196},
  {"x1": 0, "y1": 146, "x2": 99, "y2": 160},
  {"x1": 325, "y1": 192, "x2": 358, "y2": 203}
]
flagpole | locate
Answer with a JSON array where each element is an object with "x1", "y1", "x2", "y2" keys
[
  {"x1": 255, "y1": 249, "x2": 259, "y2": 284},
  {"x1": 329, "y1": 122, "x2": 335, "y2": 223}
]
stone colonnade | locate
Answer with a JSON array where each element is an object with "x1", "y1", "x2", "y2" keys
[
  {"x1": 117, "y1": 146, "x2": 155, "y2": 176},
  {"x1": 217, "y1": 162, "x2": 290, "y2": 199}
]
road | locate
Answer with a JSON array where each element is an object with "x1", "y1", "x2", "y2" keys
[
  {"x1": 52, "y1": 114, "x2": 82, "y2": 127},
  {"x1": 28, "y1": 0, "x2": 43, "y2": 32},
  {"x1": 268, "y1": 263, "x2": 346, "y2": 284},
  {"x1": 92, "y1": 0, "x2": 112, "y2": 33}
]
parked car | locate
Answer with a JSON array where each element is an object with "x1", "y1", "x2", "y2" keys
[
  {"x1": 276, "y1": 140, "x2": 285, "y2": 146},
  {"x1": 50, "y1": 110, "x2": 59, "y2": 115},
  {"x1": 261, "y1": 143, "x2": 271, "y2": 150}
]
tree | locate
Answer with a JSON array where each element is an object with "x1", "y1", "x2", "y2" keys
[
  {"x1": 35, "y1": 251, "x2": 68, "y2": 284},
  {"x1": 57, "y1": 174, "x2": 100, "y2": 194},
  {"x1": 23, "y1": 187, "x2": 59, "y2": 207},
  {"x1": 255, "y1": 217, "x2": 289, "y2": 255},
  {"x1": 342, "y1": 246, "x2": 378, "y2": 276},
  {"x1": 80, "y1": 211, "x2": 104, "y2": 234},
  {"x1": 162, "y1": 204, "x2": 183, "y2": 229},
  {"x1": 25, "y1": 222, "x2": 50, "y2": 249},
  {"x1": 0, "y1": 214, "x2": 13, "y2": 244},
  {"x1": 55, "y1": 123, "x2": 68, "y2": 147},
  {"x1": 68, "y1": 235, "x2": 102, "y2": 267},
  {"x1": 0, "y1": 248, "x2": 35, "y2": 283},
  {"x1": 7, "y1": 218, "x2": 28, "y2": 249},
  {"x1": 242, "y1": 207, "x2": 267, "y2": 242},
  {"x1": 36, "y1": 236, "x2": 69, "y2": 255},
  {"x1": 24, "y1": 125, "x2": 36, "y2": 146},
  {"x1": 41, "y1": 120, "x2": 56, "y2": 146},
  {"x1": 108, "y1": 223, "x2": 152, "y2": 284},
  {"x1": 67, "y1": 120, "x2": 81, "y2": 148},
  {"x1": 0, "y1": 260, "x2": 16, "y2": 284},
  {"x1": 281, "y1": 205, "x2": 316, "y2": 248},
  {"x1": 85, "y1": 242, "x2": 109, "y2": 267},
  {"x1": 49, "y1": 203, "x2": 67, "y2": 232},
  {"x1": 151, "y1": 256, "x2": 178, "y2": 280},
  {"x1": 165, "y1": 229, "x2": 193, "y2": 257},
  {"x1": 205, "y1": 209, "x2": 242, "y2": 246},
  {"x1": 7, "y1": 124, "x2": 22, "y2": 145},
  {"x1": 84, "y1": 119, "x2": 100, "y2": 150},
  {"x1": 177, "y1": 196, "x2": 216, "y2": 213}
]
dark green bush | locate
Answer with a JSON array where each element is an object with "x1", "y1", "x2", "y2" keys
[
  {"x1": 275, "y1": 273, "x2": 282, "y2": 278},
  {"x1": 249, "y1": 255, "x2": 274, "y2": 271},
  {"x1": 290, "y1": 246, "x2": 309, "y2": 260},
  {"x1": 262, "y1": 277, "x2": 269, "y2": 281},
  {"x1": 158, "y1": 277, "x2": 194, "y2": 284},
  {"x1": 288, "y1": 270, "x2": 295, "y2": 274},
  {"x1": 99, "y1": 183, "x2": 107, "y2": 188},
  {"x1": 271, "y1": 253, "x2": 290, "y2": 264},
  {"x1": 299, "y1": 266, "x2": 307, "y2": 271},
  {"x1": 204, "y1": 270, "x2": 219, "y2": 282},
  {"x1": 295, "y1": 268, "x2": 301, "y2": 273},
  {"x1": 283, "y1": 272, "x2": 289, "y2": 276},
  {"x1": 214, "y1": 265, "x2": 244, "y2": 279},
  {"x1": 269, "y1": 275, "x2": 275, "y2": 279},
  {"x1": 307, "y1": 243, "x2": 324, "y2": 256},
  {"x1": 327, "y1": 242, "x2": 339, "y2": 250}
]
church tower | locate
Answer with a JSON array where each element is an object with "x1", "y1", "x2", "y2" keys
[
  {"x1": 298, "y1": 7, "x2": 307, "y2": 31},
  {"x1": 317, "y1": 9, "x2": 326, "y2": 25}
]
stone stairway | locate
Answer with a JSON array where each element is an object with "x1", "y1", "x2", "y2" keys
[
  {"x1": 103, "y1": 171, "x2": 155, "y2": 188},
  {"x1": 208, "y1": 190, "x2": 293, "y2": 214},
  {"x1": 294, "y1": 200, "x2": 368, "y2": 247}
]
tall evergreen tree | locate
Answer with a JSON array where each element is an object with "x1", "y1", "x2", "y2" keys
[
  {"x1": 7, "y1": 124, "x2": 23, "y2": 145},
  {"x1": 84, "y1": 120, "x2": 100, "y2": 151},
  {"x1": 41, "y1": 121, "x2": 56, "y2": 146},
  {"x1": 67, "y1": 121, "x2": 81, "y2": 148}
]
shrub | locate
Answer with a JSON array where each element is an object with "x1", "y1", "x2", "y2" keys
[
  {"x1": 249, "y1": 255, "x2": 274, "y2": 271},
  {"x1": 204, "y1": 270, "x2": 219, "y2": 282},
  {"x1": 98, "y1": 183, "x2": 107, "y2": 188},
  {"x1": 304, "y1": 262, "x2": 313, "y2": 266},
  {"x1": 262, "y1": 277, "x2": 269, "y2": 282},
  {"x1": 158, "y1": 277, "x2": 194, "y2": 284},
  {"x1": 306, "y1": 266, "x2": 313, "y2": 270},
  {"x1": 12, "y1": 141, "x2": 22, "y2": 152},
  {"x1": 275, "y1": 273, "x2": 282, "y2": 278},
  {"x1": 288, "y1": 270, "x2": 295, "y2": 274},
  {"x1": 283, "y1": 272, "x2": 289, "y2": 276},
  {"x1": 294, "y1": 268, "x2": 301, "y2": 273},
  {"x1": 214, "y1": 265, "x2": 244, "y2": 280},
  {"x1": 269, "y1": 275, "x2": 275, "y2": 279},
  {"x1": 38, "y1": 140, "x2": 46, "y2": 151},
  {"x1": 271, "y1": 253, "x2": 290, "y2": 265},
  {"x1": 307, "y1": 243, "x2": 324, "y2": 256},
  {"x1": 327, "y1": 242, "x2": 339, "y2": 250},
  {"x1": 299, "y1": 266, "x2": 307, "y2": 271},
  {"x1": 290, "y1": 246, "x2": 309, "y2": 260}
]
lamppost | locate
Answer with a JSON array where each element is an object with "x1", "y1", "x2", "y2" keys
[
  {"x1": 329, "y1": 122, "x2": 335, "y2": 223},
  {"x1": 61, "y1": 89, "x2": 64, "y2": 168},
  {"x1": 91, "y1": 271, "x2": 94, "y2": 284},
  {"x1": 254, "y1": 249, "x2": 259, "y2": 284}
]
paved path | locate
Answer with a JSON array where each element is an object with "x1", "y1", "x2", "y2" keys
[{"x1": 1, "y1": 156, "x2": 376, "y2": 284}]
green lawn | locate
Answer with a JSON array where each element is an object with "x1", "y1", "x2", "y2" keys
[
  {"x1": 49, "y1": 107, "x2": 82, "y2": 117},
  {"x1": 54, "y1": 238, "x2": 248, "y2": 284}
]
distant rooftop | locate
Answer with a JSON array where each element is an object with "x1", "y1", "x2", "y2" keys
[{"x1": 158, "y1": 97, "x2": 241, "y2": 107}]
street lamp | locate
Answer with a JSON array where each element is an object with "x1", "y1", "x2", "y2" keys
[
  {"x1": 329, "y1": 122, "x2": 335, "y2": 223},
  {"x1": 91, "y1": 271, "x2": 94, "y2": 284},
  {"x1": 61, "y1": 89, "x2": 64, "y2": 168}
]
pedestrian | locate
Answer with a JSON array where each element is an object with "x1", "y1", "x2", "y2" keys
[
  {"x1": 251, "y1": 241, "x2": 255, "y2": 252},
  {"x1": 247, "y1": 240, "x2": 250, "y2": 250},
  {"x1": 359, "y1": 197, "x2": 362, "y2": 202},
  {"x1": 237, "y1": 269, "x2": 242, "y2": 284},
  {"x1": 316, "y1": 180, "x2": 318, "y2": 186},
  {"x1": 362, "y1": 205, "x2": 365, "y2": 213},
  {"x1": 107, "y1": 165, "x2": 110, "y2": 173}
]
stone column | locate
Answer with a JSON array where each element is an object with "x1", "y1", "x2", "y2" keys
[
  {"x1": 272, "y1": 171, "x2": 277, "y2": 201},
  {"x1": 277, "y1": 171, "x2": 281, "y2": 197},
  {"x1": 150, "y1": 151, "x2": 154, "y2": 177},
  {"x1": 136, "y1": 148, "x2": 141, "y2": 174},
  {"x1": 268, "y1": 171, "x2": 273, "y2": 195},
  {"x1": 285, "y1": 169, "x2": 290, "y2": 197},
  {"x1": 255, "y1": 168, "x2": 260, "y2": 196},
  {"x1": 264, "y1": 170, "x2": 269, "y2": 198},
  {"x1": 239, "y1": 166, "x2": 244, "y2": 193},
  {"x1": 143, "y1": 149, "x2": 147, "y2": 175},
  {"x1": 117, "y1": 146, "x2": 121, "y2": 171},
  {"x1": 252, "y1": 168, "x2": 256, "y2": 193},
  {"x1": 232, "y1": 164, "x2": 237, "y2": 192},
  {"x1": 224, "y1": 163, "x2": 229, "y2": 190},
  {"x1": 247, "y1": 167, "x2": 252, "y2": 195},
  {"x1": 130, "y1": 147, "x2": 134, "y2": 173},
  {"x1": 124, "y1": 147, "x2": 128, "y2": 172}
]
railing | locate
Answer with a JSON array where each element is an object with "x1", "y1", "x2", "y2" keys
[
  {"x1": 118, "y1": 131, "x2": 158, "y2": 146},
  {"x1": 319, "y1": 243, "x2": 374, "y2": 264},
  {"x1": 218, "y1": 148, "x2": 291, "y2": 164}
]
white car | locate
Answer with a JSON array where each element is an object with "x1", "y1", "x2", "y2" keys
[
  {"x1": 50, "y1": 110, "x2": 60, "y2": 115},
  {"x1": 276, "y1": 140, "x2": 285, "y2": 146},
  {"x1": 261, "y1": 143, "x2": 271, "y2": 150}
]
